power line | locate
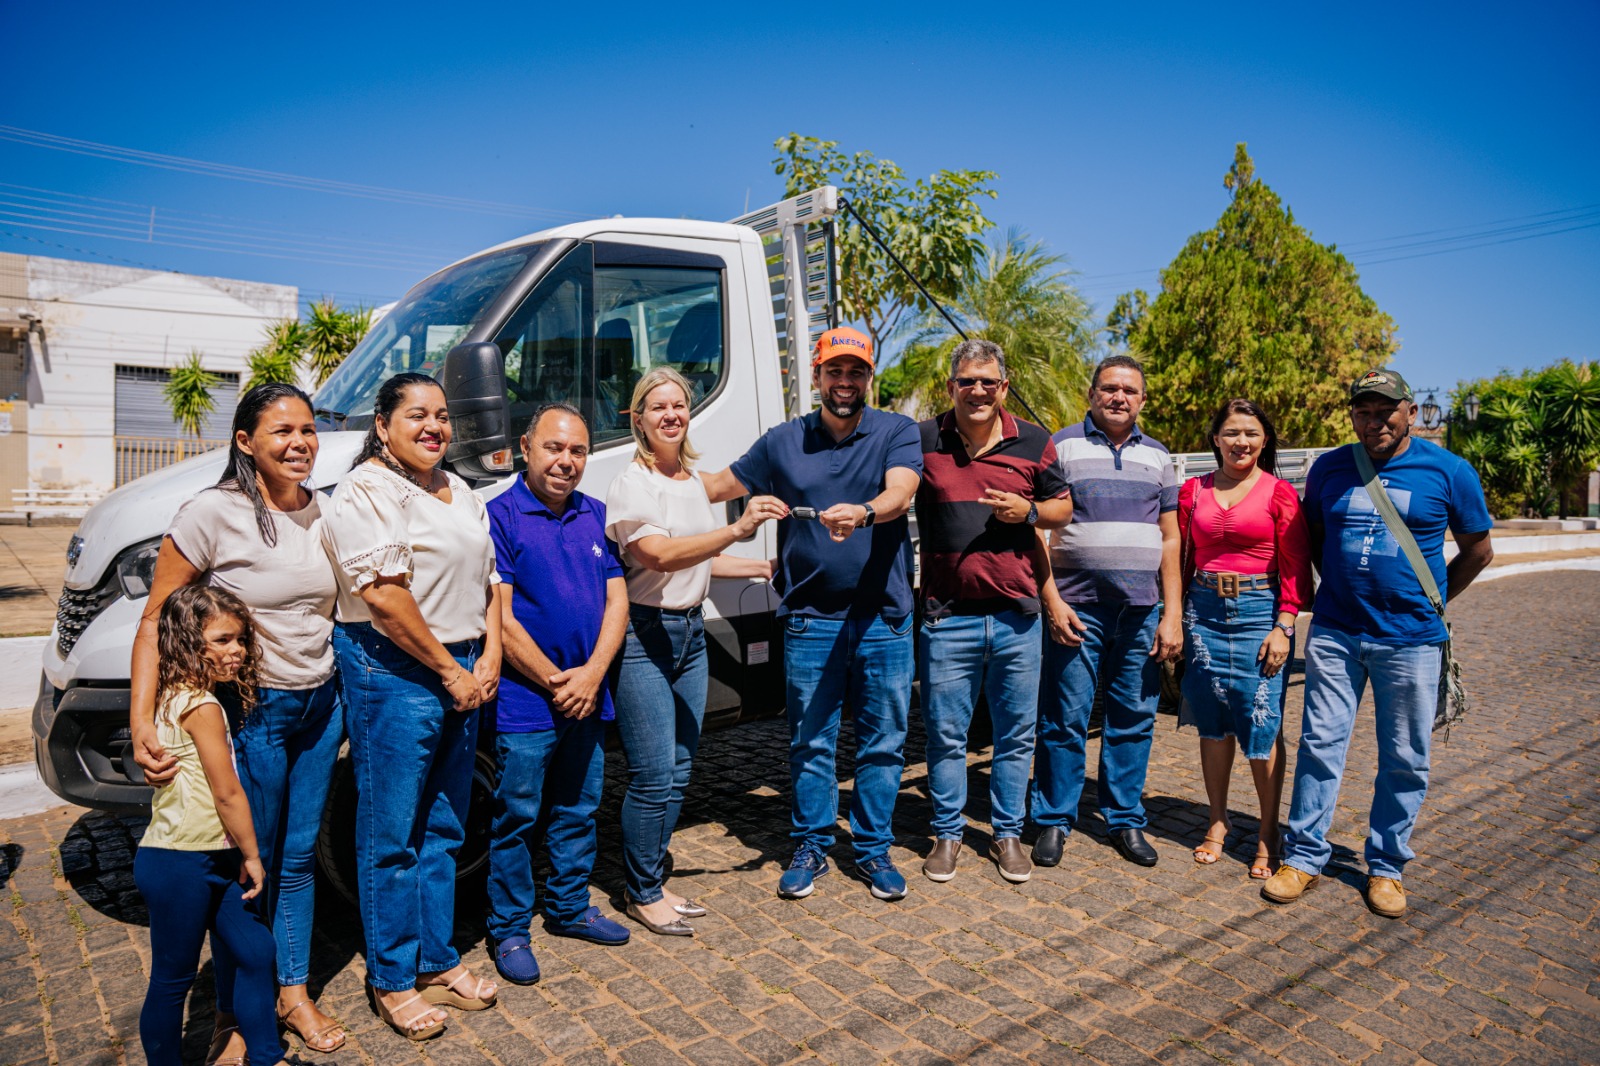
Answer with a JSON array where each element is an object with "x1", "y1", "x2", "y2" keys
[{"x1": 0, "y1": 124, "x2": 595, "y2": 222}]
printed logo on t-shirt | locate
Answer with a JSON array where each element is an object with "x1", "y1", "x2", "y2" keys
[
  {"x1": 1336, "y1": 482, "x2": 1413, "y2": 569},
  {"x1": 592, "y1": 541, "x2": 603, "y2": 558}
]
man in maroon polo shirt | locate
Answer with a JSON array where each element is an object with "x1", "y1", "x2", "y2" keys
[{"x1": 914, "y1": 339, "x2": 1073, "y2": 884}]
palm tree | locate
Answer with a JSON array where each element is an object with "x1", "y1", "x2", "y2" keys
[
  {"x1": 244, "y1": 320, "x2": 305, "y2": 391},
  {"x1": 887, "y1": 229, "x2": 1096, "y2": 430},
  {"x1": 1536, "y1": 360, "x2": 1600, "y2": 517},
  {"x1": 164, "y1": 350, "x2": 219, "y2": 439},
  {"x1": 303, "y1": 300, "x2": 373, "y2": 387}
]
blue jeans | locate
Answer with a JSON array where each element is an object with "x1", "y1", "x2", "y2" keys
[
  {"x1": 1181, "y1": 585, "x2": 1288, "y2": 760},
  {"x1": 486, "y1": 717, "x2": 605, "y2": 937},
  {"x1": 135, "y1": 848, "x2": 277, "y2": 1066},
  {"x1": 918, "y1": 610, "x2": 1041, "y2": 839},
  {"x1": 783, "y1": 612, "x2": 913, "y2": 863},
  {"x1": 1282, "y1": 625, "x2": 1441, "y2": 880},
  {"x1": 334, "y1": 622, "x2": 481, "y2": 992},
  {"x1": 614, "y1": 605, "x2": 708, "y2": 905},
  {"x1": 1032, "y1": 602, "x2": 1161, "y2": 832},
  {"x1": 231, "y1": 678, "x2": 343, "y2": 985}
]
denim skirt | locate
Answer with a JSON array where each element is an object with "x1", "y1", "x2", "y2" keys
[{"x1": 1179, "y1": 583, "x2": 1289, "y2": 759}]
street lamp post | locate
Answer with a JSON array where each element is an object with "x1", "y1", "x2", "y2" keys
[{"x1": 1418, "y1": 390, "x2": 1481, "y2": 451}]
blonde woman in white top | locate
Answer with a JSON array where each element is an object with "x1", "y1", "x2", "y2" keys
[
  {"x1": 321, "y1": 373, "x2": 502, "y2": 1041},
  {"x1": 605, "y1": 367, "x2": 785, "y2": 935}
]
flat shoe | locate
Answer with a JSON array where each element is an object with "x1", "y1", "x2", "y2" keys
[
  {"x1": 491, "y1": 934, "x2": 541, "y2": 986},
  {"x1": 625, "y1": 898, "x2": 695, "y2": 936},
  {"x1": 672, "y1": 899, "x2": 708, "y2": 918},
  {"x1": 545, "y1": 905, "x2": 631, "y2": 945}
]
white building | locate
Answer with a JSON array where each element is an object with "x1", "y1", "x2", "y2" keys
[{"x1": 0, "y1": 253, "x2": 298, "y2": 499}]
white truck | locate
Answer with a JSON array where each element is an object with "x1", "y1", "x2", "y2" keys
[{"x1": 33, "y1": 186, "x2": 846, "y2": 885}]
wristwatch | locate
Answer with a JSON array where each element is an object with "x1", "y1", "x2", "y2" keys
[
  {"x1": 860, "y1": 503, "x2": 877, "y2": 528},
  {"x1": 1025, "y1": 501, "x2": 1039, "y2": 526},
  {"x1": 1275, "y1": 621, "x2": 1296, "y2": 638}
]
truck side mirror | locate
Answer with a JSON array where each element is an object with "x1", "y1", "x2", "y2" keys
[{"x1": 443, "y1": 341, "x2": 515, "y2": 478}]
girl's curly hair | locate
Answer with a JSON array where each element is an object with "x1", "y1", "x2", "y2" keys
[{"x1": 156, "y1": 585, "x2": 261, "y2": 722}]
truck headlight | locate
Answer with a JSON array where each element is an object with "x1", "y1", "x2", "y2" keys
[{"x1": 114, "y1": 538, "x2": 163, "y2": 599}]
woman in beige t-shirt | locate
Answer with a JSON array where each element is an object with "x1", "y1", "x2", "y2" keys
[
  {"x1": 129, "y1": 382, "x2": 346, "y2": 1056},
  {"x1": 605, "y1": 367, "x2": 783, "y2": 934}
]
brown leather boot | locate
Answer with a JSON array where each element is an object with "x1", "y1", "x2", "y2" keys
[
  {"x1": 1261, "y1": 864, "x2": 1319, "y2": 904},
  {"x1": 1366, "y1": 875, "x2": 1406, "y2": 918}
]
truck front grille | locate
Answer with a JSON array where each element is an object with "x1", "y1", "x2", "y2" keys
[{"x1": 56, "y1": 581, "x2": 119, "y2": 658}]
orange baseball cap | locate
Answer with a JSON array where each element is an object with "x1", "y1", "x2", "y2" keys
[{"x1": 813, "y1": 326, "x2": 874, "y2": 370}]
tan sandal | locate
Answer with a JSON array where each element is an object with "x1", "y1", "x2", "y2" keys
[
  {"x1": 417, "y1": 965, "x2": 498, "y2": 1011},
  {"x1": 278, "y1": 997, "x2": 347, "y2": 1053},
  {"x1": 1193, "y1": 835, "x2": 1227, "y2": 865},
  {"x1": 205, "y1": 1024, "x2": 246, "y2": 1066},
  {"x1": 367, "y1": 983, "x2": 447, "y2": 1041}
]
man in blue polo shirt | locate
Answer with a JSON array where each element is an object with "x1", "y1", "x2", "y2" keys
[
  {"x1": 1264, "y1": 369, "x2": 1493, "y2": 919},
  {"x1": 484, "y1": 402, "x2": 631, "y2": 985},
  {"x1": 703, "y1": 327, "x2": 922, "y2": 901},
  {"x1": 1032, "y1": 354, "x2": 1183, "y2": 869}
]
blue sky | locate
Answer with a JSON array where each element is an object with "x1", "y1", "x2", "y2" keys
[{"x1": 3, "y1": 1, "x2": 1595, "y2": 404}]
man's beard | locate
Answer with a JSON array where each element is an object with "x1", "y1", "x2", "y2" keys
[{"x1": 824, "y1": 393, "x2": 865, "y2": 418}]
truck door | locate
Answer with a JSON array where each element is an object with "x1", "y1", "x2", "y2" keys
[{"x1": 487, "y1": 237, "x2": 776, "y2": 722}]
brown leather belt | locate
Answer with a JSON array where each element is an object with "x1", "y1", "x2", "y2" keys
[{"x1": 1193, "y1": 570, "x2": 1279, "y2": 597}]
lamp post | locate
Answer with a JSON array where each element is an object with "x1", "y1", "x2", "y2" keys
[{"x1": 1418, "y1": 390, "x2": 1481, "y2": 451}]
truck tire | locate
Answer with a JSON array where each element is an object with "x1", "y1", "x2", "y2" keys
[{"x1": 315, "y1": 742, "x2": 501, "y2": 908}]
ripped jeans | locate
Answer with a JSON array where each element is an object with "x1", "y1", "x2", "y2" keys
[{"x1": 1180, "y1": 583, "x2": 1288, "y2": 760}]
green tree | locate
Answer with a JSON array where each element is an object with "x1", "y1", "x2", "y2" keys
[
  {"x1": 1452, "y1": 359, "x2": 1600, "y2": 517},
  {"x1": 244, "y1": 320, "x2": 305, "y2": 391},
  {"x1": 1110, "y1": 144, "x2": 1398, "y2": 452},
  {"x1": 164, "y1": 350, "x2": 220, "y2": 439},
  {"x1": 773, "y1": 134, "x2": 997, "y2": 359},
  {"x1": 302, "y1": 299, "x2": 373, "y2": 387},
  {"x1": 887, "y1": 229, "x2": 1096, "y2": 429}
]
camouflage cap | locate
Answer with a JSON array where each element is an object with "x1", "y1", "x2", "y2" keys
[{"x1": 1349, "y1": 368, "x2": 1414, "y2": 403}]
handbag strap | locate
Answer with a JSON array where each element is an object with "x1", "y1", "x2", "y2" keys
[{"x1": 1349, "y1": 443, "x2": 1445, "y2": 619}]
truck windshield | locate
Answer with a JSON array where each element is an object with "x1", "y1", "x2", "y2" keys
[{"x1": 313, "y1": 243, "x2": 542, "y2": 427}]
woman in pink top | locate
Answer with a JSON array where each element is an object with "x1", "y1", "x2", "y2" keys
[{"x1": 1177, "y1": 399, "x2": 1312, "y2": 880}]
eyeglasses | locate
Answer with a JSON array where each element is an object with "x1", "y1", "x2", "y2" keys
[{"x1": 953, "y1": 376, "x2": 1004, "y2": 391}]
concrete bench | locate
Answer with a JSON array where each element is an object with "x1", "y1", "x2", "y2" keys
[{"x1": 10, "y1": 489, "x2": 102, "y2": 526}]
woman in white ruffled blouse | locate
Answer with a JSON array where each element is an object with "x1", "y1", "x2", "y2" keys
[{"x1": 321, "y1": 373, "x2": 502, "y2": 1042}]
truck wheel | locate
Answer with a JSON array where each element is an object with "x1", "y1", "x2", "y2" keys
[{"x1": 315, "y1": 743, "x2": 501, "y2": 908}]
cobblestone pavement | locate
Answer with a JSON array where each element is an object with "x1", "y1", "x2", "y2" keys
[{"x1": 2, "y1": 570, "x2": 1597, "y2": 1065}]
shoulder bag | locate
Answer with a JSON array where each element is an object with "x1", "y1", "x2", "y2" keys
[{"x1": 1348, "y1": 444, "x2": 1468, "y2": 736}]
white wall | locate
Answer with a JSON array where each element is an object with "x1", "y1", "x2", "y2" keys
[{"x1": 17, "y1": 255, "x2": 298, "y2": 492}]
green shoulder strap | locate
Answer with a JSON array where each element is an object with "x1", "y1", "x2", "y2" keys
[{"x1": 1349, "y1": 443, "x2": 1446, "y2": 619}]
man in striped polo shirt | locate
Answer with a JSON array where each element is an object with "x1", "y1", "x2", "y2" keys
[
  {"x1": 1031, "y1": 354, "x2": 1183, "y2": 868},
  {"x1": 913, "y1": 339, "x2": 1073, "y2": 885}
]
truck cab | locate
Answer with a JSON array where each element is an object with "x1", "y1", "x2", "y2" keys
[{"x1": 34, "y1": 187, "x2": 842, "y2": 818}]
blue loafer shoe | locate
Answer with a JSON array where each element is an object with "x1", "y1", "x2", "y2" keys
[
  {"x1": 490, "y1": 934, "x2": 541, "y2": 985},
  {"x1": 544, "y1": 905, "x2": 631, "y2": 946},
  {"x1": 856, "y1": 855, "x2": 908, "y2": 901}
]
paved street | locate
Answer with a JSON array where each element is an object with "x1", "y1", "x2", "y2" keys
[{"x1": 2, "y1": 569, "x2": 1597, "y2": 1065}]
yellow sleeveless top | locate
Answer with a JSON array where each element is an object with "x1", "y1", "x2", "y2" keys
[{"x1": 140, "y1": 687, "x2": 234, "y2": 851}]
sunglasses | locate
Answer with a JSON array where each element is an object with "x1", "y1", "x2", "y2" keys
[{"x1": 953, "y1": 376, "x2": 1005, "y2": 391}]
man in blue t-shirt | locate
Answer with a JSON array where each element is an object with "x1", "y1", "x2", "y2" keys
[
  {"x1": 703, "y1": 327, "x2": 923, "y2": 902},
  {"x1": 1264, "y1": 369, "x2": 1494, "y2": 920},
  {"x1": 484, "y1": 403, "x2": 632, "y2": 985}
]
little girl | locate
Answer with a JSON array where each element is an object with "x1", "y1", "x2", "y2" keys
[{"x1": 135, "y1": 585, "x2": 286, "y2": 1066}]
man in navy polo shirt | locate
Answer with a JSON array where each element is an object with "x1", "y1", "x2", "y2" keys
[
  {"x1": 484, "y1": 402, "x2": 631, "y2": 985},
  {"x1": 914, "y1": 339, "x2": 1073, "y2": 885},
  {"x1": 703, "y1": 327, "x2": 923, "y2": 901}
]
